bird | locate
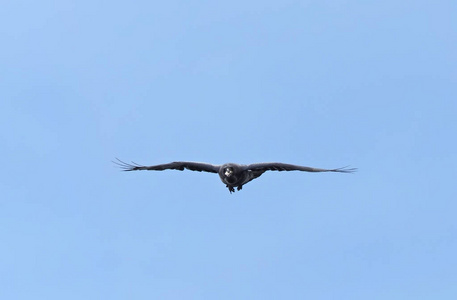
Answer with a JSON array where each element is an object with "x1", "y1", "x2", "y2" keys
[{"x1": 114, "y1": 158, "x2": 356, "y2": 193}]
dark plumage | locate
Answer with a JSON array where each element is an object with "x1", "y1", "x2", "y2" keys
[{"x1": 113, "y1": 158, "x2": 356, "y2": 193}]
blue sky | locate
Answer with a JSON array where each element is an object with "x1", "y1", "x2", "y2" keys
[{"x1": 1, "y1": 0, "x2": 456, "y2": 299}]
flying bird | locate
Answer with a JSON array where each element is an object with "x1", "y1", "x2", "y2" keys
[{"x1": 114, "y1": 158, "x2": 356, "y2": 193}]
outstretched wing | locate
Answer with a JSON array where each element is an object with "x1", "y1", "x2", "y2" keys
[
  {"x1": 246, "y1": 162, "x2": 357, "y2": 173},
  {"x1": 113, "y1": 158, "x2": 220, "y2": 173}
]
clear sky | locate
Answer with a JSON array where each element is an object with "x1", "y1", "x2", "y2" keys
[{"x1": 1, "y1": 0, "x2": 456, "y2": 299}]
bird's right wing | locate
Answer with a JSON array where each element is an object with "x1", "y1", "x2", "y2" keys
[{"x1": 113, "y1": 158, "x2": 220, "y2": 173}]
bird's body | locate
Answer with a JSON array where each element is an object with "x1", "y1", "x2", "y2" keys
[
  {"x1": 114, "y1": 159, "x2": 356, "y2": 193},
  {"x1": 216, "y1": 163, "x2": 265, "y2": 193}
]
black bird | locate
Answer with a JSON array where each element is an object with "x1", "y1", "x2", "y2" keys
[{"x1": 114, "y1": 158, "x2": 356, "y2": 193}]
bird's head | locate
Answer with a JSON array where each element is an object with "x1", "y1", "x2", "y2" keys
[{"x1": 224, "y1": 167, "x2": 234, "y2": 177}]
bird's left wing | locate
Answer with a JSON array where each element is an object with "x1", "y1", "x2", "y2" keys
[
  {"x1": 245, "y1": 162, "x2": 357, "y2": 173},
  {"x1": 113, "y1": 158, "x2": 220, "y2": 173}
]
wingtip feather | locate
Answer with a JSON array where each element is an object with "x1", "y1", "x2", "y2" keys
[{"x1": 113, "y1": 158, "x2": 140, "y2": 171}]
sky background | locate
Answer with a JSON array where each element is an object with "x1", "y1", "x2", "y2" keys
[{"x1": 1, "y1": 0, "x2": 456, "y2": 299}]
